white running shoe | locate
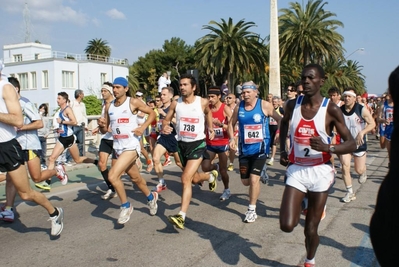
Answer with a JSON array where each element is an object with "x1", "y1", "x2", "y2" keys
[
  {"x1": 220, "y1": 189, "x2": 231, "y2": 201},
  {"x1": 49, "y1": 207, "x2": 64, "y2": 236},
  {"x1": 0, "y1": 208, "x2": 14, "y2": 222},
  {"x1": 118, "y1": 205, "x2": 133, "y2": 224},
  {"x1": 359, "y1": 172, "x2": 367, "y2": 184},
  {"x1": 102, "y1": 189, "x2": 118, "y2": 200},
  {"x1": 244, "y1": 209, "x2": 257, "y2": 223},
  {"x1": 341, "y1": 192, "x2": 356, "y2": 203},
  {"x1": 147, "y1": 192, "x2": 158, "y2": 216},
  {"x1": 260, "y1": 164, "x2": 269, "y2": 184},
  {"x1": 55, "y1": 164, "x2": 68, "y2": 185}
]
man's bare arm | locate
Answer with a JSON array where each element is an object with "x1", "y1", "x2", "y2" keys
[{"x1": 0, "y1": 83, "x2": 23, "y2": 128}]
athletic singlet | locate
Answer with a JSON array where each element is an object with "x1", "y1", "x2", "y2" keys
[
  {"x1": 206, "y1": 103, "x2": 229, "y2": 146},
  {"x1": 382, "y1": 101, "x2": 394, "y2": 129},
  {"x1": 16, "y1": 96, "x2": 41, "y2": 150},
  {"x1": 58, "y1": 106, "x2": 74, "y2": 137},
  {"x1": 289, "y1": 96, "x2": 332, "y2": 166},
  {"x1": 341, "y1": 103, "x2": 366, "y2": 151},
  {"x1": 237, "y1": 98, "x2": 270, "y2": 156},
  {"x1": 0, "y1": 80, "x2": 17, "y2": 142},
  {"x1": 108, "y1": 97, "x2": 140, "y2": 153},
  {"x1": 158, "y1": 105, "x2": 176, "y2": 136},
  {"x1": 269, "y1": 106, "x2": 284, "y2": 126},
  {"x1": 101, "y1": 99, "x2": 113, "y2": 141},
  {"x1": 175, "y1": 96, "x2": 205, "y2": 142}
]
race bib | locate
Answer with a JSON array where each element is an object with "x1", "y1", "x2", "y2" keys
[
  {"x1": 179, "y1": 117, "x2": 199, "y2": 139},
  {"x1": 112, "y1": 126, "x2": 130, "y2": 139},
  {"x1": 293, "y1": 136, "x2": 323, "y2": 165},
  {"x1": 244, "y1": 124, "x2": 263, "y2": 144},
  {"x1": 214, "y1": 127, "x2": 224, "y2": 139}
]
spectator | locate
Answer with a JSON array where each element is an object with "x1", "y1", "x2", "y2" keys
[
  {"x1": 158, "y1": 72, "x2": 171, "y2": 94},
  {"x1": 235, "y1": 81, "x2": 242, "y2": 98},
  {"x1": 38, "y1": 103, "x2": 50, "y2": 170}
]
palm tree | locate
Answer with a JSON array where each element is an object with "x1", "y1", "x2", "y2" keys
[
  {"x1": 195, "y1": 18, "x2": 267, "y2": 92},
  {"x1": 279, "y1": 0, "x2": 345, "y2": 66},
  {"x1": 84, "y1": 38, "x2": 111, "y2": 61}
]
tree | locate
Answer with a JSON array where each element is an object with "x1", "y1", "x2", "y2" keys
[
  {"x1": 84, "y1": 38, "x2": 111, "y2": 61},
  {"x1": 82, "y1": 95, "x2": 102, "y2": 115},
  {"x1": 279, "y1": 0, "x2": 345, "y2": 66},
  {"x1": 195, "y1": 18, "x2": 267, "y2": 92}
]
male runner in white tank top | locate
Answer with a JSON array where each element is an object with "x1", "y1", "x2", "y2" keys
[
  {"x1": 98, "y1": 77, "x2": 158, "y2": 224},
  {"x1": 279, "y1": 64, "x2": 356, "y2": 267}
]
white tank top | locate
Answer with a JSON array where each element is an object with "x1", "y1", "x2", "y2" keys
[
  {"x1": 0, "y1": 80, "x2": 17, "y2": 142},
  {"x1": 101, "y1": 100, "x2": 113, "y2": 140},
  {"x1": 108, "y1": 97, "x2": 140, "y2": 153},
  {"x1": 289, "y1": 96, "x2": 332, "y2": 166},
  {"x1": 175, "y1": 96, "x2": 205, "y2": 142}
]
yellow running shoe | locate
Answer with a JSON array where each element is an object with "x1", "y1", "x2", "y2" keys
[
  {"x1": 227, "y1": 163, "x2": 234, "y2": 171},
  {"x1": 168, "y1": 214, "x2": 185, "y2": 229},
  {"x1": 209, "y1": 170, "x2": 218, "y2": 191}
]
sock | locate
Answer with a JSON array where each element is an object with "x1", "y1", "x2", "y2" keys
[
  {"x1": 347, "y1": 186, "x2": 353, "y2": 194},
  {"x1": 159, "y1": 178, "x2": 165, "y2": 185},
  {"x1": 147, "y1": 192, "x2": 154, "y2": 201},
  {"x1": 209, "y1": 172, "x2": 215, "y2": 183},
  {"x1": 50, "y1": 208, "x2": 59, "y2": 217},
  {"x1": 121, "y1": 202, "x2": 130, "y2": 208},
  {"x1": 5, "y1": 206, "x2": 13, "y2": 211},
  {"x1": 94, "y1": 159, "x2": 99, "y2": 166},
  {"x1": 248, "y1": 204, "x2": 256, "y2": 211},
  {"x1": 178, "y1": 211, "x2": 186, "y2": 220},
  {"x1": 305, "y1": 258, "x2": 315, "y2": 264}
]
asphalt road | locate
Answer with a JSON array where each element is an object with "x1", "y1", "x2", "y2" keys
[{"x1": 0, "y1": 138, "x2": 386, "y2": 267}]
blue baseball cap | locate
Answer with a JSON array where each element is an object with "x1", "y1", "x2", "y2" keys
[{"x1": 113, "y1": 77, "x2": 128, "y2": 87}]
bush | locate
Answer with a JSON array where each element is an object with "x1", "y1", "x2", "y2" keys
[{"x1": 83, "y1": 95, "x2": 102, "y2": 115}]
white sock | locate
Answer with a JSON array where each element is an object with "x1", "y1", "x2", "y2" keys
[
  {"x1": 347, "y1": 186, "x2": 353, "y2": 194},
  {"x1": 305, "y1": 258, "x2": 315, "y2": 264},
  {"x1": 248, "y1": 204, "x2": 256, "y2": 211},
  {"x1": 178, "y1": 211, "x2": 186, "y2": 220},
  {"x1": 209, "y1": 173, "x2": 215, "y2": 183}
]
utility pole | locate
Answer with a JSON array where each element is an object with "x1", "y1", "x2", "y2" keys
[
  {"x1": 23, "y1": 2, "x2": 31, "y2": 43},
  {"x1": 269, "y1": 0, "x2": 281, "y2": 97}
]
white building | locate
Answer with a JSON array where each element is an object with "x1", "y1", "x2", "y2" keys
[{"x1": 2, "y1": 42, "x2": 128, "y2": 113}]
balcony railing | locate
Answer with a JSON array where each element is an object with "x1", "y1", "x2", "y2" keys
[{"x1": 4, "y1": 51, "x2": 128, "y2": 65}]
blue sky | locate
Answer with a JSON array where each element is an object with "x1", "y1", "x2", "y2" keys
[{"x1": 1, "y1": 0, "x2": 398, "y2": 94}]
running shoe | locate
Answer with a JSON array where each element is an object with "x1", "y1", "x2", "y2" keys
[
  {"x1": 244, "y1": 209, "x2": 257, "y2": 223},
  {"x1": 49, "y1": 207, "x2": 64, "y2": 236},
  {"x1": 163, "y1": 157, "x2": 172, "y2": 167},
  {"x1": 227, "y1": 163, "x2": 234, "y2": 171},
  {"x1": 0, "y1": 208, "x2": 14, "y2": 222},
  {"x1": 220, "y1": 189, "x2": 231, "y2": 201},
  {"x1": 146, "y1": 160, "x2": 153, "y2": 173},
  {"x1": 168, "y1": 214, "x2": 185, "y2": 229},
  {"x1": 102, "y1": 189, "x2": 118, "y2": 200},
  {"x1": 118, "y1": 205, "x2": 133, "y2": 224},
  {"x1": 209, "y1": 170, "x2": 218, "y2": 191},
  {"x1": 35, "y1": 181, "x2": 51, "y2": 191},
  {"x1": 304, "y1": 262, "x2": 315, "y2": 267},
  {"x1": 153, "y1": 182, "x2": 167, "y2": 193},
  {"x1": 341, "y1": 192, "x2": 356, "y2": 203},
  {"x1": 55, "y1": 164, "x2": 68, "y2": 185},
  {"x1": 359, "y1": 172, "x2": 368, "y2": 184},
  {"x1": 147, "y1": 192, "x2": 158, "y2": 216},
  {"x1": 266, "y1": 158, "x2": 274, "y2": 166}
]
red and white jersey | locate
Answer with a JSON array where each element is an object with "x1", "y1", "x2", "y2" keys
[
  {"x1": 206, "y1": 103, "x2": 229, "y2": 146},
  {"x1": 288, "y1": 96, "x2": 332, "y2": 166},
  {"x1": 108, "y1": 97, "x2": 140, "y2": 154}
]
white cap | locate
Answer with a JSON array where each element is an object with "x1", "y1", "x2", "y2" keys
[{"x1": 135, "y1": 91, "x2": 143, "y2": 96}]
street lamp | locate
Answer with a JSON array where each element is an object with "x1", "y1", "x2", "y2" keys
[{"x1": 345, "y1": 48, "x2": 364, "y2": 59}]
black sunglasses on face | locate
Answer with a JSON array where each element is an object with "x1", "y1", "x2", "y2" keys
[{"x1": 287, "y1": 89, "x2": 296, "y2": 92}]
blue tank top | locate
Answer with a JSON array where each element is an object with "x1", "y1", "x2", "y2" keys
[
  {"x1": 238, "y1": 98, "x2": 270, "y2": 156},
  {"x1": 59, "y1": 106, "x2": 74, "y2": 137}
]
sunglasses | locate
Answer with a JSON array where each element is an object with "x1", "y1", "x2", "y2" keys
[{"x1": 287, "y1": 89, "x2": 296, "y2": 92}]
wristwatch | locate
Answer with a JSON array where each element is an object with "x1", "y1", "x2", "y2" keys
[{"x1": 328, "y1": 145, "x2": 336, "y2": 153}]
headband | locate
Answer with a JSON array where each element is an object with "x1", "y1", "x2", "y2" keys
[
  {"x1": 101, "y1": 84, "x2": 112, "y2": 94},
  {"x1": 242, "y1": 85, "x2": 257, "y2": 90},
  {"x1": 342, "y1": 91, "x2": 356, "y2": 97},
  {"x1": 208, "y1": 88, "x2": 221, "y2": 95}
]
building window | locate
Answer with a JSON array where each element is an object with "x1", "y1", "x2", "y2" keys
[
  {"x1": 101, "y1": 73, "x2": 107, "y2": 84},
  {"x1": 62, "y1": 71, "x2": 74, "y2": 88},
  {"x1": 14, "y1": 54, "x2": 23, "y2": 62},
  {"x1": 18, "y1": 73, "x2": 29, "y2": 90},
  {"x1": 31, "y1": 72, "x2": 37, "y2": 89},
  {"x1": 42, "y1": 71, "x2": 49, "y2": 88},
  {"x1": 35, "y1": 54, "x2": 40, "y2": 60}
]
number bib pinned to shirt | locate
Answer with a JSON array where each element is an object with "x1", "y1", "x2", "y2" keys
[
  {"x1": 293, "y1": 136, "x2": 323, "y2": 165},
  {"x1": 244, "y1": 124, "x2": 263, "y2": 144},
  {"x1": 179, "y1": 117, "x2": 199, "y2": 139}
]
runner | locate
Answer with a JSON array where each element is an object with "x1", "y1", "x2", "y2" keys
[{"x1": 98, "y1": 77, "x2": 158, "y2": 224}]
